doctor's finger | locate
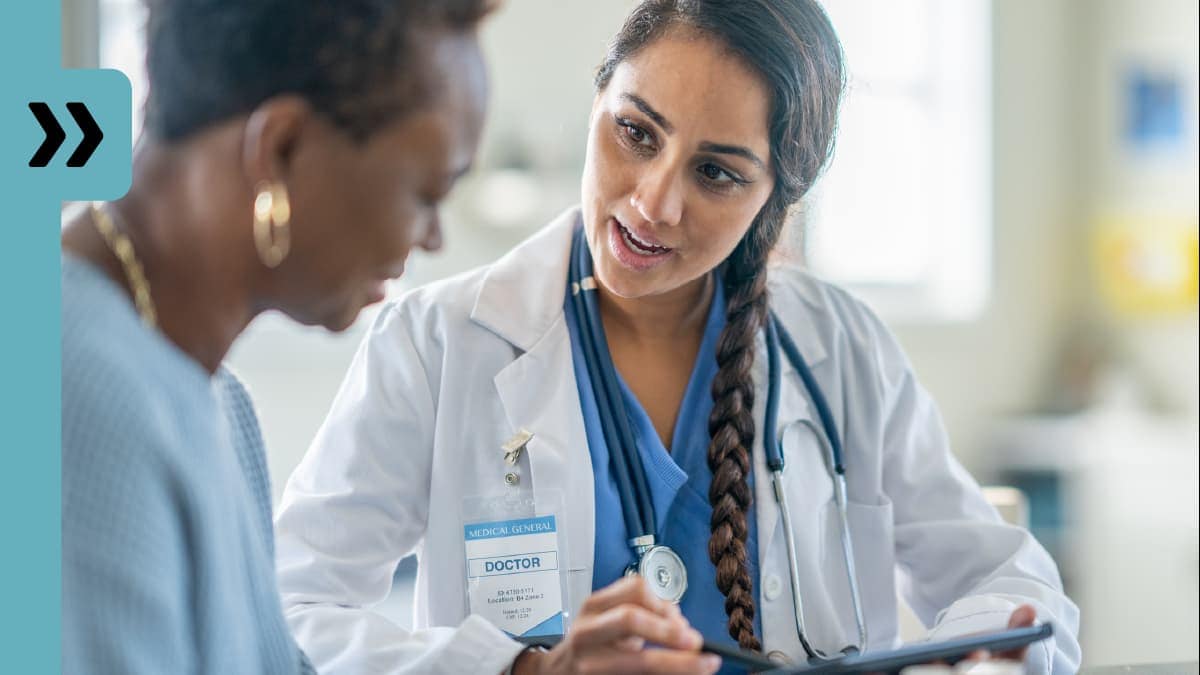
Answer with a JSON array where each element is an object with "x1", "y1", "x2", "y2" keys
[
  {"x1": 994, "y1": 604, "x2": 1037, "y2": 661},
  {"x1": 580, "y1": 576, "x2": 674, "y2": 617},
  {"x1": 579, "y1": 648, "x2": 721, "y2": 675},
  {"x1": 571, "y1": 605, "x2": 701, "y2": 651}
]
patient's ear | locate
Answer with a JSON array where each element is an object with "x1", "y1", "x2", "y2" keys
[{"x1": 241, "y1": 96, "x2": 313, "y2": 188}]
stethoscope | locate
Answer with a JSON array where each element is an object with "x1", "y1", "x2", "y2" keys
[{"x1": 568, "y1": 227, "x2": 868, "y2": 661}]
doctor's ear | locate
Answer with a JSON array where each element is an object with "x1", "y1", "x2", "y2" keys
[{"x1": 240, "y1": 95, "x2": 314, "y2": 186}]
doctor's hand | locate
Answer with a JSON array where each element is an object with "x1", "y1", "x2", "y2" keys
[
  {"x1": 990, "y1": 604, "x2": 1038, "y2": 662},
  {"x1": 939, "y1": 604, "x2": 1039, "y2": 668},
  {"x1": 510, "y1": 576, "x2": 720, "y2": 675}
]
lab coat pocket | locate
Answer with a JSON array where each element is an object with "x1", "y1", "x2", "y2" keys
[{"x1": 822, "y1": 498, "x2": 899, "y2": 650}]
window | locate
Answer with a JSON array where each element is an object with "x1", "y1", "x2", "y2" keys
[
  {"x1": 98, "y1": 0, "x2": 147, "y2": 141},
  {"x1": 802, "y1": 0, "x2": 992, "y2": 321}
]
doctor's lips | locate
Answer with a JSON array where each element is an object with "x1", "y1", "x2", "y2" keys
[
  {"x1": 609, "y1": 216, "x2": 675, "y2": 272},
  {"x1": 616, "y1": 218, "x2": 672, "y2": 254}
]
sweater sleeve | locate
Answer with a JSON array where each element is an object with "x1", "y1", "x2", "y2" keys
[
  {"x1": 62, "y1": 377, "x2": 197, "y2": 674},
  {"x1": 215, "y1": 367, "x2": 325, "y2": 675}
]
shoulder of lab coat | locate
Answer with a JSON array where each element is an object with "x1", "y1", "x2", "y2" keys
[
  {"x1": 273, "y1": 209, "x2": 581, "y2": 675},
  {"x1": 768, "y1": 267, "x2": 1080, "y2": 673}
]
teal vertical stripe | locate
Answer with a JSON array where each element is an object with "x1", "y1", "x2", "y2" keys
[
  {"x1": 0, "y1": 1, "x2": 132, "y2": 670},
  {"x1": 0, "y1": 3, "x2": 61, "y2": 670}
]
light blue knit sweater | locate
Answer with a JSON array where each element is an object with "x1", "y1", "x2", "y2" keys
[{"x1": 62, "y1": 255, "x2": 315, "y2": 674}]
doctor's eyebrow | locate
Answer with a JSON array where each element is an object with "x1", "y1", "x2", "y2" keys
[
  {"x1": 698, "y1": 141, "x2": 765, "y2": 170},
  {"x1": 620, "y1": 92, "x2": 766, "y2": 169},
  {"x1": 622, "y1": 93, "x2": 675, "y2": 134}
]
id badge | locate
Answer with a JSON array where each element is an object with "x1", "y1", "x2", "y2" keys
[{"x1": 462, "y1": 491, "x2": 568, "y2": 638}]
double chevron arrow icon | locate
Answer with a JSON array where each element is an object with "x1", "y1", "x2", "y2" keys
[{"x1": 28, "y1": 101, "x2": 104, "y2": 167}]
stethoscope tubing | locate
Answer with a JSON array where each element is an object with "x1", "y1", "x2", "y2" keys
[
  {"x1": 570, "y1": 228, "x2": 867, "y2": 659},
  {"x1": 767, "y1": 312, "x2": 868, "y2": 658},
  {"x1": 772, "y1": 422, "x2": 869, "y2": 661},
  {"x1": 569, "y1": 240, "x2": 651, "y2": 540},
  {"x1": 769, "y1": 312, "x2": 846, "y2": 475}
]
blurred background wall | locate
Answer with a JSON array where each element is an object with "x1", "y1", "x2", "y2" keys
[{"x1": 63, "y1": 0, "x2": 1199, "y2": 667}]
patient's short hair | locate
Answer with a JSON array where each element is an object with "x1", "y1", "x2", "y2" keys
[{"x1": 143, "y1": 0, "x2": 495, "y2": 142}]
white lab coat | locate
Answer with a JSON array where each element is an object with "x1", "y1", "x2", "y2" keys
[{"x1": 275, "y1": 207, "x2": 1081, "y2": 674}]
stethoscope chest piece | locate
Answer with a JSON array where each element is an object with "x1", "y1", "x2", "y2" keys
[{"x1": 626, "y1": 544, "x2": 688, "y2": 604}]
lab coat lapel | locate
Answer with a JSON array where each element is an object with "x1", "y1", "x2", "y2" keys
[
  {"x1": 491, "y1": 322, "x2": 594, "y2": 577},
  {"x1": 471, "y1": 207, "x2": 581, "y2": 354},
  {"x1": 473, "y1": 208, "x2": 596, "y2": 604}
]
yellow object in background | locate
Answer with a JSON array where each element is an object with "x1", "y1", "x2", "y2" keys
[{"x1": 1093, "y1": 215, "x2": 1199, "y2": 316}]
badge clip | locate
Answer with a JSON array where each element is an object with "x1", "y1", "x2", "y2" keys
[{"x1": 502, "y1": 429, "x2": 535, "y2": 466}]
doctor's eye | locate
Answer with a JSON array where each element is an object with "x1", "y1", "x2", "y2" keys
[
  {"x1": 697, "y1": 162, "x2": 748, "y2": 192},
  {"x1": 615, "y1": 116, "x2": 656, "y2": 155}
]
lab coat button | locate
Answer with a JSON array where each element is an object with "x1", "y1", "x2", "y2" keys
[
  {"x1": 763, "y1": 573, "x2": 783, "y2": 600},
  {"x1": 767, "y1": 650, "x2": 791, "y2": 665}
]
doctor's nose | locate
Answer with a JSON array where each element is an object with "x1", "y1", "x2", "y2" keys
[{"x1": 630, "y1": 165, "x2": 684, "y2": 228}]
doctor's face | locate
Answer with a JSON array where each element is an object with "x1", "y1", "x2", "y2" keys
[{"x1": 581, "y1": 29, "x2": 776, "y2": 301}]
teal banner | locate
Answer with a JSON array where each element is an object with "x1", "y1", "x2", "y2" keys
[{"x1": 0, "y1": 2, "x2": 132, "y2": 669}]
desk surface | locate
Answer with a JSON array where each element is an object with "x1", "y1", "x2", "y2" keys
[{"x1": 1080, "y1": 663, "x2": 1198, "y2": 675}]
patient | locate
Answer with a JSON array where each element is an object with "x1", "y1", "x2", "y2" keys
[
  {"x1": 62, "y1": 2, "x2": 704, "y2": 672},
  {"x1": 60, "y1": 1, "x2": 495, "y2": 672}
]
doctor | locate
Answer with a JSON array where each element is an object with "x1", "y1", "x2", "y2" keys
[{"x1": 276, "y1": 1, "x2": 1081, "y2": 673}]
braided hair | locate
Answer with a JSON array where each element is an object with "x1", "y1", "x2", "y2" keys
[{"x1": 595, "y1": 0, "x2": 845, "y2": 650}]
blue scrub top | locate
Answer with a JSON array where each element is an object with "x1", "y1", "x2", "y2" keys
[{"x1": 564, "y1": 276, "x2": 761, "y2": 673}]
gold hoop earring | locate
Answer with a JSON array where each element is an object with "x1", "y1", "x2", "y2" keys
[{"x1": 253, "y1": 181, "x2": 291, "y2": 268}]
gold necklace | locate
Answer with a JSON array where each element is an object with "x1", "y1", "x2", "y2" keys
[{"x1": 90, "y1": 203, "x2": 158, "y2": 329}]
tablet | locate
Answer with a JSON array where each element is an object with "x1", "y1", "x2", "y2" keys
[
  {"x1": 769, "y1": 623, "x2": 1054, "y2": 674},
  {"x1": 513, "y1": 635, "x2": 780, "y2": 672}
]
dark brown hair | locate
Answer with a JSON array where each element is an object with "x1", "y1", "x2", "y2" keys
[
  {"x1": 143, "y1": 0, "x2": 496, "y2": 142},
  {"x1": 596, "y1": 0, "x2": 845, "y2": 650}
]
